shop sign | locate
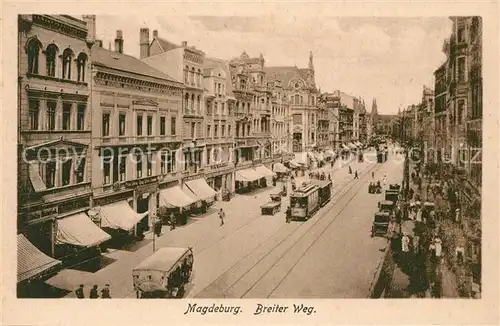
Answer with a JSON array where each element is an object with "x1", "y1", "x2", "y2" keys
[
  {"x1": 159, "y1": 180, "x2": 179, "y2": 189},
  {"x1": 93, "y1": 190, "x2": 133, "y2": 207},
  {"x1": 236, "y1": 140, "x2": 246, "y2": 147},
  {"x1": 58, "y1": 196, "x2": 90, "y2": 214},
  {"x1": 24, "y1": 206, "x2": 58, "y2": 224},
  {"x1": 125, "y1": 176, "x2": 160, "y2": 188},
  {"x1": 136, "y1": 183, "x2": 158, "y2": 196},
  {"x1": 209, "y1": 162, "x2": 229, "y2": 170}
]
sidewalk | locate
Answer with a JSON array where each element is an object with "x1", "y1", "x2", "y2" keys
[{"x1": 48, "y1": 155, "x2": 371, "y2": 298}]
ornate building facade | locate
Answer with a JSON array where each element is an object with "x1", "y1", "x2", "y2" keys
[
  {"x1": 18, "y1": 15, "x2": 93, "y2": 259},
  {"x1": 265, "y1": 52, "x2": 319, "y2": 154}
]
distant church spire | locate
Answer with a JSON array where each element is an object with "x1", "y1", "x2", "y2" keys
[{"x1": 308, "y1": 50, "x2": 314, "y2": 71}]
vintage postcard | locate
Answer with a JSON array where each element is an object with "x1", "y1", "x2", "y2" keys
[{"x1": 2, "y1": 1, "x2": 499, "y2": 325}]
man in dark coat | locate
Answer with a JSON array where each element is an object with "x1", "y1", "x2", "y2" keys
[
  {"x1": 89, "y1": 285, "x2": 99, "y2": 299},
  {"x1": 75, "y1": 284, "x2": 85, "y2": 299},
  {"x1": 101, "y1": 284, "x2": 111, "y2": 298}
]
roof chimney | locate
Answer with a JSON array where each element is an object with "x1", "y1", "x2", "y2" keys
[
  {"x1": 115, "y1": 30, "x2": 124, "y2": 54},
  {"x1": 153, "y1": 30, "x2": 158, "y2": 38},
  {"x1": 140, "y1": 28, "x2": 150, "y2": 59},
  {"x1": 82, "y1": 15, "x2": 96, "y2": 48},
  {"x1": 182, "y1": 41, "x2": 187, "y2": 47}
]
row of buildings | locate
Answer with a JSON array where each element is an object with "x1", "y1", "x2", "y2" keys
[
  {"x1": 17, "y1": 15, "x2": 382, "y2": 287},
  {"x1": 395, "y1": 16, "x2": 482, "y2": 297}
]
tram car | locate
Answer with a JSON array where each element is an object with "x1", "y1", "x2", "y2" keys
[
  {"x1": 290, "y1": 182, "x2": 320, "y2": 220},
  {"x1": 311, "y1": 179, "x2": 333, "y2": 207}
]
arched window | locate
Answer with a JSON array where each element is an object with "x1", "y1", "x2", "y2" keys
[
  {"x1": 294, "y1": 94, "x2": 299, "y2": 105},
  {"x1": 26, "y1": 38, "x2": 41, "y2": 74},
  {"x1": 300, "y1": 96, "x2": 303, "y2": 105},
  {"x1": 45, "y1": 44, "x2": 59, "y2": 77},
  {"x1": 197, "y1": 95, "x2": 201, "y2": 112},
  {"x1": 191, "y1": 94, "x2": 195, "y2": 111},
  {"x1": 184, "y1": 66, "x2": 189, "y2": 84},
  {"x1": 76, "y1": 53, "x2": 87, "y2": 82},
  {"x1": 62, "y1": 48, "x2": 74, "y2": 79},
  {"x1": 190, "y1": 67, "x2": 195, "y2": 85},
  {"x1": 197, "y1": 69, "x2": 201, "y2": 86},
  {"x1": 184, "y1": 93, "x2": 189, "y2": 111}
]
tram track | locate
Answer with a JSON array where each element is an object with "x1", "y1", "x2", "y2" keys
[{"x1": 192, "y1": 160, "x2": 381, "y2": 298}]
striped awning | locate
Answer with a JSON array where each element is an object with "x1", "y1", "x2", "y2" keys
[
  {"x1": 185, "y1": 178, "x2": 217, "y2": 202},
  {"x1": 56, "y1": 213, "x2": 111, "y2": 247},
  {"x1": 17, "y1": 234, "x2": 61, "y2": 283}
]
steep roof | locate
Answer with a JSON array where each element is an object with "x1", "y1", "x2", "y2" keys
[
  {"x1": 264, "y1": 66, "x2": 304, "y2": 88},
  {"x1": 153, "y1": 37, "x2": 181, "y2": 52},
  {"x1": 92, "y1": 46, "x2": 183, "y2": 86}
]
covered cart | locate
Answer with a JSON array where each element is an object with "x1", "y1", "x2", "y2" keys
[
  {"x1": 133, "y1": 247, "x2": 194, "y2": 299},
  {"x1": 371, "y1": 212, "x2": 391, "y2": 237},
  {"x1": 261, "y1": 202, "x2": 281, "y2": 216}
]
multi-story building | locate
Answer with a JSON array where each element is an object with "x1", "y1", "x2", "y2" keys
[
  {"x1": 17, "y1": 15, "x2": 94, "y2": 262},
  {"x1": 418, "y1": 85, "x2": 435, "y2": 160},
  {"x1": 202, "y1": 57, "x2": 236, "y2": 193},
  {"x1": 434, "y1": 62, "x2": 448, "y2": 159},
  {"x1": 265, "y1": 52, "x2": 319, "y2": 154},
  {"x1": 358, "y1": 99, "x2": 368, "y2": 144},
  {"x1": 316, "y1": 95, "x2": 330, "y2": 150},
  {"x1": 90, "y1": 29, "x2": 186, "y2": 230},
  {"x1": 329, "y1": 90, "x2": 359, "y2": 150},
  {"x1": 269, "y1": 79, "x2": 292, "y2": 157}
]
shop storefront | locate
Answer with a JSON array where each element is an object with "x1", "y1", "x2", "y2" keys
[{"x1": 235, "y1": 168, "x2": 265, "y2": 193}]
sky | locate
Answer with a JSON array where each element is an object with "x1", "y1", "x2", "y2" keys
[{"x1": 93, "y1": 15, "x2": 452, "y2": 115}]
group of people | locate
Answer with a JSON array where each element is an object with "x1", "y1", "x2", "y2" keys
[{"x1": 75, "y1": 284, "x2": 111, "y2": 299}]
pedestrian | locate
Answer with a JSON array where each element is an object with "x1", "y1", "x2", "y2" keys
[
  {"x1": 401, "y1": 232, "x2": 410, "y2": 269},
  {"x1": 89, "y1": 285, "x2": 99, "y2": 299},
  {"x1": 169, "y1": 212, "x2": 176, "y2": 230},
  {"x1": 372, "y1": 171, "x2": 375, "y2": 179},
  {"x1": 354, "y1": 170, "x2": 359, "y2": 179},
  {"x1": 75, "y1": 284, "x2": 85, "y2": 299},
  {"x1": 101, "y1": 284, "x2": 111, "y2": 299},
  {"x1": 219, "y1": 208, "x2": 225, "y2": 226},
  {"x1": 285, "y1": 206, "x2": 291, "y2": 223},
  {"x1": 348, "y1": 165, "x2": 352, "y2": 174},
  {"x1": 434, "y1": 236, "x2": 443, "y2": 263}
]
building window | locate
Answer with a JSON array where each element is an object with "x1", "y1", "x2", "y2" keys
[
  {"x1": 119, "y1": 156, "x2": 126, "y2": 181},
  {"x1": 191, "y1": 94, "x2": 195, "y2": 111},
  {"x1": 167, "y1": 150, "x2": 176, "y2": 173},
  {"x1": 102, "y1": 113, "x2": 110, "y2": 136},
  {"x1": 28, "y1": 99, "x2": 39, "y2": 130},
  {"x1": 191, "y1": 122, "x2": 196, "y2": 138},
  {"x1": 458, "y1": 57, "x2": 466, "y2": 82},
  {"x1": 27, "y1": 39, "x2": 41, "y2": 74},
  {"x1": 76, "y1": 53, "x2": 87, "y2": 82},
  {"x1": 76, "y1": 157, "x2": 85, "y2": 183},
  {"x1": 197, "y1": 69, "x2": 201, "y2": 86},
  {"x1": 207, "y1": 124, "x2": 211, "y2": 138},
  {"x1": 62, "y1": 103, "x2": 71, "y2": 131},
  {"x1": 197, "y1": 95, "x2": 201, "y2": 113},
  {"x1": 458, "y1": 100, "x2": 465, "y2": 124},
  {"x1": 458, "y1": 27, "x2": 465, "y2": 43},
  {"x1": 77, "y1": 104, "x2": 85, "y2": 130},
  {"x1": 137, "y1": 115, "x2": 143, "y2": 136},
  {"x1": 45, "y1": 161, "x2": 57, "y2": 189},
  {"x1": 221, "y1": 123, "x2": 225, "y2": 137},
  {"x1": 45, "y1": 44, "x2": 58, "y2": 77},
  {"x1": 184, "y1": 93, "x2": 189, "y2": 111},
  {"x1": 228, "y1": 125, "x2": 231, "y2": 136},
  {"x1": 294, "y1": 94, "x2": 299, "y2": 104},
  {"x1": 61, "y1": 159, "x2": 72, "y2": 186},
  {"x1": 62, "y1": 48, "x2": 73, "y2": 80},
  {"x1": 46, "y1": 101, "x2": 56, "y2": 131},
  {"x1": 171, "y1": 117, "x2": 176, "y2": 135},
  {"x1": 214, "y1": 124, "x2": 218, "y2": 138},
  {"x1": 136, "y1": 154, "x2": 143, "y2": 178},
  {"x1": 103, "y1": 158, "x2": 111, "y2": 185},
  {"x1": 191, "y1": 67, "x2": 195, "y2": 84},
  {"x1": 147, "y1": 153, "x2": 152, "y2": 176},
  {"x1": 184, "y1": 66, "x2": 189, "y2": 84},
  {"x1": 147, "y1": 116, "x2": 153, "y2": 135},
  {"x1": 119, "y1": 114, "x2": 126, "y2": 136},
  {"x1": 160, "y1": 116, "x2": 166, "y2": 135}
]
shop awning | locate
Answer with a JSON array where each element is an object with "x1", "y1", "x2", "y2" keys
[
  {"x1": 341, "y1": 144, "x2": 350, "y2": 150},
  {"x1": 185, "y1": 178, "x2": 217, "y2": 202},
  {"x1": 348, "y1": 142, "x2": 357, "y2": 149},
  {"x1": 17, "y1": 234, "x2": 61, "y2": 283},
  {"x1": 159, "y1": 186, "x2": 198, "y2": 208},
  {"x1": 324, "y1": 149, "x2": 336, "y2": 157},
  {"x1": 56, "y1": 213, "x2": 111, "y2": 247},
  {"x1": 273, "y1": 162, "x2": 289, "y2": 173},
  {"x1": 29, "y1": 164, "x2": 47, "y2": 192},
  {"x1": 314, "y1": 152, "x2": 325, "y2": 161},
  {"x1": 100, "y1": 201, "x2": 147, "y2": 231},
  {"x1": 255, "y1": 165, "x2": 275, "y2": 177},
  {"x1": 235, "y1": 168, "x2": 263, "y2": 182},
  {"x1": 294, "y1": 152, "x2": 308, "y2": 164}
]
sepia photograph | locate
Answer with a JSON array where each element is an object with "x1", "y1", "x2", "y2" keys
[{"x1": 15, "y1": 13, "x2": 486, "y2": 301}]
